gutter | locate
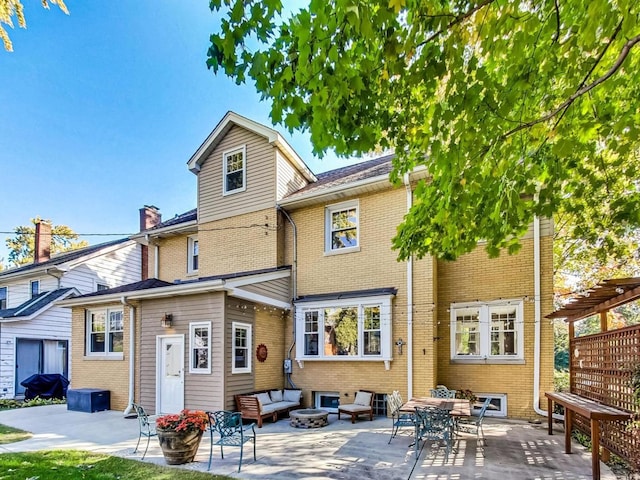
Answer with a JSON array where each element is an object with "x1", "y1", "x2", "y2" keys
[
  {"x1": 278, "y1": 175, "x2": 392, "y2": 208},
  {"x1": 278, "y1": 206, "x2": 298, "y2": 388},
  {"x1": 121, "y1": 296, "x2": 136, "y2": 416},
  {"x1": 404, "y1": 174, "x2": 413, "y2": 398}
]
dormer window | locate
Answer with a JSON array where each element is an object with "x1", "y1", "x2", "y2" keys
[
  {"x1": 31, "y1": 280, "x2": 40, "y2": 298},
  {"x1": 223, "y1": 146, "x2": 246, "y2": 195}
]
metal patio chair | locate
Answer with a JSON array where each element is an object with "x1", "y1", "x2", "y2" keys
[
  {"x1": 457, "y1": 397, "x2": 492, "y2": 449},
  {"x1": 387, "y1": 390, "x2": 416, "y2": 444},
  {"x1": 429, "y1": 387, "x2": 457, "y2": 398},
  {"x1": 414, "y1": 406, "x2": 452, "y2": 461},
  {"x1": 207, "y1": 410, "x2": 256, "y2": 472},
  {"x1": 131, "y1": 402, "x2": 158, "y2": 460}
]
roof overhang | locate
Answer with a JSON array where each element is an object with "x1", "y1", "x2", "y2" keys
[
  {"x1": 0, "y1": 288, "x2": 79, "y2": 322},
  {"x1": 130, "y1": 220, "x2": 198, "y2": 244},
  {"x1": 187, "y1": 111, "x2": 317, "y2": 183},
  {"x1": 57, "y1": 269, "x2": 291, "y2": 310}
]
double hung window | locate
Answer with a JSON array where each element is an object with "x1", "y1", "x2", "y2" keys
[
  {"x1": 325, "y1": 200, "x2": 359, "y2": 254},
  {"x1": 223, "y1": 146, "x2": 246, "y2": 195},
  {"x1": 86, "y1": 308, "x2": 124, "y2": 356},
  {"x1": 0, "y1": 287, "x2": 6, "y2": 309},
  {"x1": 188, "y1": 236, "x2": 199, "y2": 274},
  {"x1": 232, "y1": 322, "x2": 252, "y2": 374},
  {"x1": 189, "y1": 322, "x2": 211, "y2": 373},
  {"x1": 450, "y1": 300, "x2": 524, "y2": 361}
]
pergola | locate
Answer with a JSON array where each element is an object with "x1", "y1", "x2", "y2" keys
[{"x1": 546, "y1": 277, "x2": 640, "y2": 470}]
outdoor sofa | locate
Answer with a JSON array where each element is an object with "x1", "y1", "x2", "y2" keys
[{"x1": 235, "y1": 388, "x2": 302, "y2": 427}]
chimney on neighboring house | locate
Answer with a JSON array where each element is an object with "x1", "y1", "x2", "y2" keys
[
  {"x1": 139, "y1": 205, "x2": 161, "y2": 280},
  {"x1": 34, "y1": 220, "x2": 52, "y2": 264}
]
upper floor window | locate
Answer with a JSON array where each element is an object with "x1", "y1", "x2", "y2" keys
[
  {"x1": 450, "y1": 300, "x2": 524, "y2": 362},
  {"x1": 189, "y1": 321, "x2": 211, "y2": 374},
  {"x1": 232, "y1": 322, "x2": 252, "y2": 374},
  {"x1": 86, "y1": 308, "x2": 124, "y2": 356},
  {"x1": 0, "y1": 287, "x2": 6, "y2": 309},
  {"x1": 223, "y1": 146, "x2": 246, "y2": 195},
  {"x1": 325, "y1": 200, "x2": 359, "y2": 254},
  {"x1": 97, "y1": 283, "x2": 109, "y2": 292},
  {"x1": 188, "y1": 236, "x2": 199, "y2": 274},
  {"x1": 30, "y1": 280, "x2": 40, "y2": 298},
  {"x1": 296, "y1": 294, "x2": 393, "y2": 361}
]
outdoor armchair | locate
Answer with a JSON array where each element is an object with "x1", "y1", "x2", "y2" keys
[
  {"x1": 338, "y1": 390, "x2": 375, "y2": 424},
  {"x1": 207, "y1": 410, "x2": 256, "y2": 473},
  {"x1": 131, "y1": 402, "x2": 158, "y2": 460}
]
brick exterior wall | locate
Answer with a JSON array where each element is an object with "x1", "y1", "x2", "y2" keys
[{"x1": 253, "y1": 308, "x2": 287, "y2": 391}]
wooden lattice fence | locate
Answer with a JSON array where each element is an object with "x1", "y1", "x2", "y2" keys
[{"x1": 570, "y1": 324, "x2": 640, "y2": 467}]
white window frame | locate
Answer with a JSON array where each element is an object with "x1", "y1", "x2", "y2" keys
[
  {"x1": 30, "y1": 280, "x2": 40, "y2": 298},
  {"x1": 232, "y1": 322, "x2": 252, "y2": 374},
  {"x1": 295, "y1": 294, "x2": 393, "y2": 366},
  {"x1": 475, "y1": 393, "x2": 507, "y2": 417},
  {"x1": 450, "y1": 299, "x2": 524, "y2": 363},
  {"x1": 0, "y1": 286, "x2": 7, "y2": 310},
  {"x1": 187, "y1": 235, "x2": 199, "y2": 274},
  {"x1": 222, "y1": 145, "x2": 247, "y2": 195},
  {"x1": 86, "y1": 307, "x2": 124, "y2": 357},
  {"x1": 189, "y1": 321, "x2": 211, "y2": 374},
  {"x1": 325, "y1": 200, "x2": 360, "y2": 255}
]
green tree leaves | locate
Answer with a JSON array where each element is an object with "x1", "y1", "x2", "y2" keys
[{"x1": 208, "y1": 0, "x2": 640, "y2": 262}]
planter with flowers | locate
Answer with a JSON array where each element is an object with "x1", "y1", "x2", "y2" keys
[{"x1": 155, "y1": 409, "x2": 209, "y2": 465}]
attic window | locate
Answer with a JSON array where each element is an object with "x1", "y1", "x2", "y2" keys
[{"x1": 223, "y1": 146, "x2": 246, "y2": 195}]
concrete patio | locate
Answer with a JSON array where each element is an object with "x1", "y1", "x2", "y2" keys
[{"x1": 0, "y1": 404, "x2": 616, "y2": 479}]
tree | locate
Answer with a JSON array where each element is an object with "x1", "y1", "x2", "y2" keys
[
  {"x1": 207, "y1": 0, "x2": 640, "y2": 261},
  {"x1": 1, "y1": 0, "x2": 68, "y2": 52},
  {"x1": 5, "y1": 217, "x2": 88, "y2": 267}
]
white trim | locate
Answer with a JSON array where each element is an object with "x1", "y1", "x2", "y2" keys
[
  {"x1": 187, "y1": 111, "x2": 316, "y2": 182},
  {"x1": 228, "y1": 287, "x2": 290, "y2": 310},
  {"x1": 130, "y1": 220, "x2": 198, "y2": 242},
  {"x1": 225, "y1": 269, "x2": 290, "y2": 287},
  {"x1": 0, "y1": 286, "x2": 7, "y2": 310},
  {"x1": 222, "y1": 145, "x2": 247, "y2": 196},
  {"x1": 450, "y1": 299, "x2": 524, "y2": 361},
  {"x1": 476, "y1": 393, "x2": 508, "y2": 417},
  {"x1": 294, "y1": 294, "x2": 393, "y2": 363},
  {"x1": 232, "y1": 322, "x2": 252, "y2": 374},
  {"x1": 325, "y1": 200, "x2": 360, "y2": 255},
  {"x1": 189, "y1": 321, "x2": 211, "y2": 374},
  {"x1": 187, "y1": 235, "x2": 199, "y2": 274},
  {"x1": 85, "y1": 307, "x2": 124, "y2": 357}
]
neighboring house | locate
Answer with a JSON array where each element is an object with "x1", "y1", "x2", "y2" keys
[
  {"x1": 0, "y1": 221, "x2": 141, "y2": 399},
  {"x1": 61, "y1": 111, "x2": 554, "y2": 419}
]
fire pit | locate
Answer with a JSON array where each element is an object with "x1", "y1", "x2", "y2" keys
[{"x1": 289, "y1": 409, "x2": 329, "y2": 428}]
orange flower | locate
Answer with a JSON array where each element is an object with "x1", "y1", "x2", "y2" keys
[{"x1": 156, "y1": 409, "x2": 209, "y2": 432}]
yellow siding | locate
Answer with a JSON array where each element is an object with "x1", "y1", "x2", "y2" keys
[
  {"x1": 154, "y1": 234, "x2": 190, "y2": 282},
  {"x1": 254, "y1": 308, "x2": 287, "y2": 391},
  {"x1": 435, "y1": 235, "x2": 554, "y2": 419},
  {"x1": 198, "y1": 125, "x2": 276, "y2": 223},
  {"x1": 197, "y1": 209, "x2": 282, "y2": 277},
  {"x1": 70, "y1": 304, "x2": 132, "y2": 412}
]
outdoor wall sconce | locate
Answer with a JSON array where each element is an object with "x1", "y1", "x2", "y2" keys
[
  {"x1": 396, "y1": 338, "x2": 406, "y2": 355},
  {"x1": 161, "y1": 313, "x2": 173, "y2": 328}
]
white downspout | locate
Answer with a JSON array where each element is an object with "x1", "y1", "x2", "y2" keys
[
  {"x1": 154, "y1": 244, "x2": 159, "y2": 278},
  {"x1": 404, "y1": 174, "x2": 413, "y2": 398},
  {"x1": 121, "y1": 296, "x2": 136, "y2": 415}
]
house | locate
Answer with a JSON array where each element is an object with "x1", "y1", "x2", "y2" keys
[
  {"x1": 0, "y1": 221, "x2": 142, "y2": 399},
  {"x1": 60, "y1": 111, "x2": 554, "y2": 419}
]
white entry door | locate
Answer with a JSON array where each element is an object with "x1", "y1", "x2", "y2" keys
[{"x1": 157, "y1": 335, "x2": 184, "y2": 414}]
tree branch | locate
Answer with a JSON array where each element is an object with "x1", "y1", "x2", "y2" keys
[
  {"x1": 552, "y1": 0, "x2": 561, "y2": 43},
  {"x1": 501, "y1": 31, "x2": 639, "y2": 140},
  {"x1": 415, "y1": 0, "x2": 496, "y2": 48}
]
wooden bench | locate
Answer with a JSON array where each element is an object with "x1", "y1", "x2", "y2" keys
[{"x1": 545, "y1": 391, "x2": 632, "y2": 480}]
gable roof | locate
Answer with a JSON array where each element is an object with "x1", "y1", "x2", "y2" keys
[
  {"x1": 187, "y1": 111, "x2": 316, "y2": 182},
  {"x1": 0, "y1": 238, "x2": 134, "y2": 281},
  {"x1": 0, "y1": 288, "x2": 77, "y2": 321}
]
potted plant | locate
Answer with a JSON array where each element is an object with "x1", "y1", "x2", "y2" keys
[{"x1": 156, "y1": 409, "x2": 209, "y2": 465}]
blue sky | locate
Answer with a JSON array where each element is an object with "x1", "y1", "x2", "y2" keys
[{"x1": 0, "y1": 1, "x2": 355, "y2": 265}]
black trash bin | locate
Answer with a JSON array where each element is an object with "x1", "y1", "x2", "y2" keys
[{"x1": 20, "y1": 373, "x2": 70, "y2": 400}]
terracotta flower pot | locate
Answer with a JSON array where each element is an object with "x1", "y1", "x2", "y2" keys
[{"x1": 157, "y1": 428, "x2": 204, "y2": 465}]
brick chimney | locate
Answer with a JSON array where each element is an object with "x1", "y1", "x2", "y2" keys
[
  {"x1": 34, "y1": 220, "x2": 52, "y2": 264},
  {"x1": 139, "y1": 206, "x2": 161, "y2": 280},
  {"x1": 139, "y1": 205, "x2": 161, "y2": 231}
]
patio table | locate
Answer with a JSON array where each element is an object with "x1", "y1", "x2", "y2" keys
[{"x1": 400, "y1": 397, "x2": 471, "y2": 417}]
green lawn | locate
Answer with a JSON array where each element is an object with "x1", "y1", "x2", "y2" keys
[
  {"x1": 0, "y1": 450, "x2": 233, "y2": 479},
  {"x1": 0, "y1": 424, "x2": 31, "y2": 444}
]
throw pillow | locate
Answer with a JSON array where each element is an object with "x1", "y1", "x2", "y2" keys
[
  {"x1": 283, "y1": 389, "x2": 301, "y2": 402},
  {"x1": 270, "y1": 390, "x2": 283, "y2": 402},
  {"x1": 256, "y1": 392, "x2": 272, "y2": 405},
  {"x1": 354, "y1": 391, "x2": 372, "y2": 406}
]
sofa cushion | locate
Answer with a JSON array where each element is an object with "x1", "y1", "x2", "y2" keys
[
  {"x1": 256, "y1": 392, "x2": 272, "y2": 406},
  {"x1": 354, "y1": 391, "x2": 372, "y2": 406},
  {"x1": 270, "y1": 390, "x2": 283, "y2": 402},
  {"x1": 284, "y1": 389, "x2": 302, "y2": 402}
]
